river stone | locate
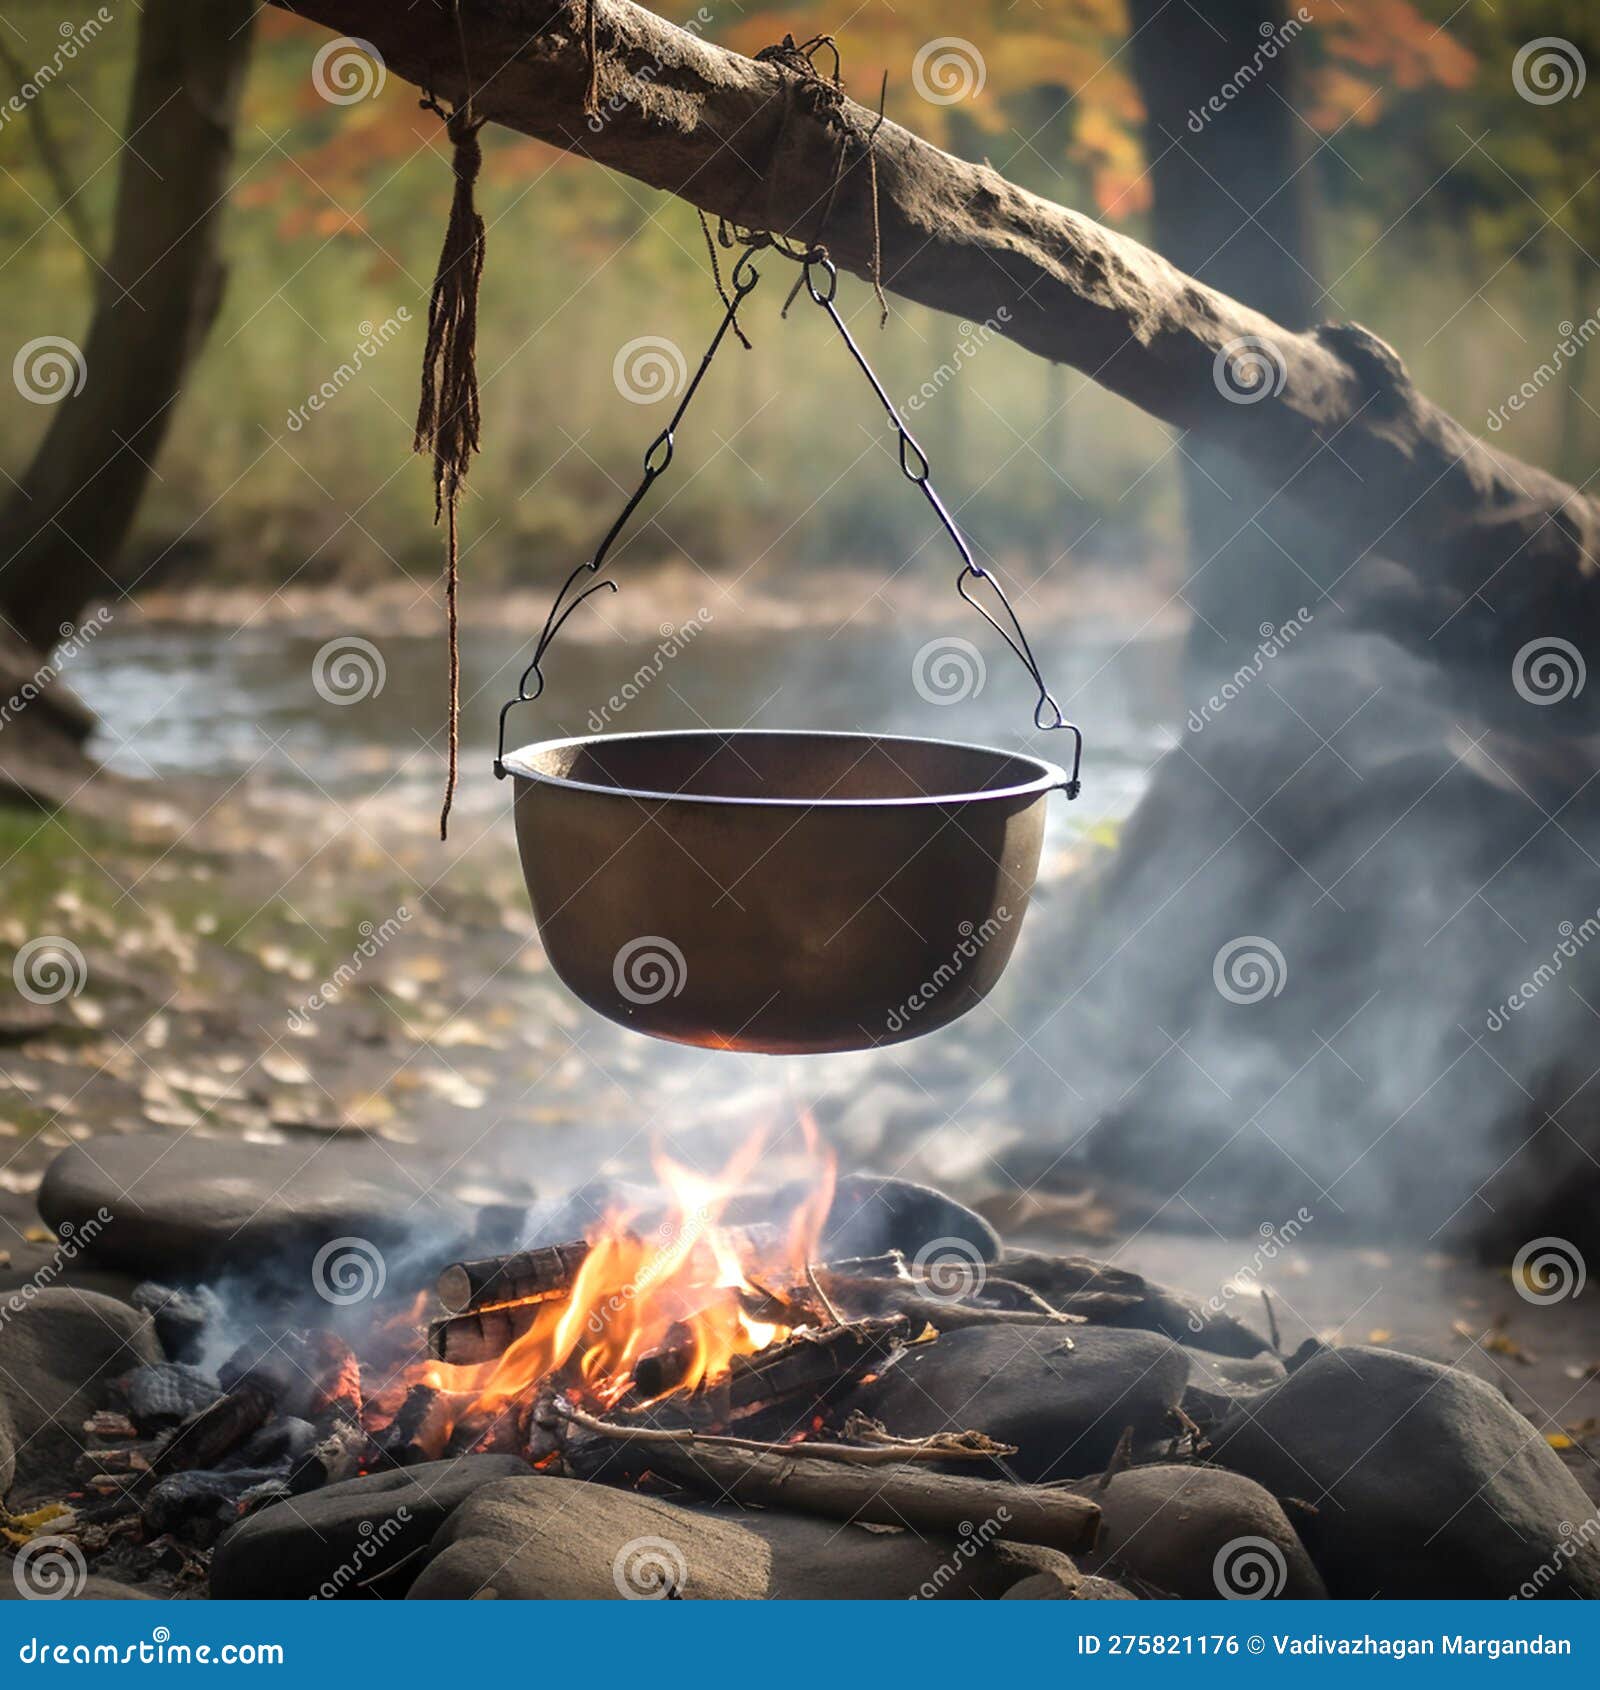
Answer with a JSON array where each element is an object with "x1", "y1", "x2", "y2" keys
[
  {"x1": 1068, "y1": 1464, "x2": 1325, "y2": 1599},
  {"x1": 1004, "y1": 1572, "x2": 1137, "y2": 1600},
  {"x1": 36, "y1": 1135, "x2": 473, "y2": 1280},
  {"x1": 0, "y1": 1574, "x2": 154, "y2": 1601},
  {"x1": 407, "y1": 1475, "x2": 1080, "y2": 1599},
  {"x1": 0, "y1": 1289, "x2": 161, "y2": 1501},
  {"x1": 210, "y1": 1456, "x2": 532, "y2": 1599},
  {"x1": 1210, "y1": 1345, "x2": 1600, "y2": 1598},
  {"x1": 811, "y1": 1174, "x2": 1000, "y2": 1264},
  {"x1": 859, "y1": 1325, "x2": 1189, "y2": 1481}
]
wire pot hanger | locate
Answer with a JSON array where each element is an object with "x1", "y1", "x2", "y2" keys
[{"x1": 494, "y1": 238, "x2": 1083, "y2": 800}]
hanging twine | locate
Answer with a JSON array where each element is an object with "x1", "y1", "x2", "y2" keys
[
  {"x1": 414, "y1": 92, "x2": 486, "y2": 841},
  {"x1": 698, "y1": 36, "x2": 888, "y2": 335}
]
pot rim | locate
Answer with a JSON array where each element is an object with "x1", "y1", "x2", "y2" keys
[{"x1": 502, "y1": 727, "x2": 1070, "y2": 810}]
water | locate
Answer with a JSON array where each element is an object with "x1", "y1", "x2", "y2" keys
[{"x1": 74, "y1": 615, "x2": 1177, "y2": 821}]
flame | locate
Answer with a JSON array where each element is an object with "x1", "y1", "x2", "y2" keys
[{"x1": 444, "y1": 1113, "x2": 836, "y2": 1414}]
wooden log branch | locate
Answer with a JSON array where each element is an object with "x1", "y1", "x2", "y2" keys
[
  {"x1": 270, "y1": 0, "x2": 1600, "y2": 680},
  {"x1": 631, "y1": 1443, "x2": 1101, "y2": 1555}
]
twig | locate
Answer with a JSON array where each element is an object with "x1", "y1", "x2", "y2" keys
[
  {"x1": 1261, "y1": 1287, "x2": 1283, "y2": 1355},
  {"x1": 805, "y1": 1260, "x2": 843, "y2": 1327},
  {"x1": 557, "y1": 1402, "x2": 1011, "y2": 1465}
]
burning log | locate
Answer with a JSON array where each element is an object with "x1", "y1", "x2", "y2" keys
[
  {"x1": 605, "y1": 1440, "x2": 1101, "y2": 1555},
  {"x1": 713, "y1": 1316, "x2": 909, "y2": 1422},
  {"x1": 288, "y1": 1420, "x2": 372, "y2": 1494},
  {"x1": 371, "y1": 1383, "x2": 452, "y2": 1468},
  {"x1": 435, "y1": 1223, "x2": 782, "y2": 1314},
  {"x1": 435, "y1": 1239, "x2": 594, "y2": 1314},
  {"x1": 428, "y1": 1301, "x2": 544, "y2": 1366},
  {"x1": 150, "y1": 1380, "x2": 274, "y2": 1476}
]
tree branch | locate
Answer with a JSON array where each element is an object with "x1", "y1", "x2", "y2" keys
[{"x1": 270, "y1": 0, "x2": 1600, "y2": 672}]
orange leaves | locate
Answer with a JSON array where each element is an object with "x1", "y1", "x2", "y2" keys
[{"x1": 1302, "y1": 0, "x2": 1477, "y2": 132}]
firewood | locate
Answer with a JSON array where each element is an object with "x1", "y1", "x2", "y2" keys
[
  {"x1": 559, "y1": 1403, "x2": 1013, "y2": 1466},
  {"x1": 149, "y1": 1380, "x2": 273, "y2": 1476},
  {"x1": 436, "y1": 1223, "x2": 783, "y2": 1314},
  {"x1": 637, "y1": 1444, "x2": 1101, "y2": 1555},
  {"x1": 288, "y1": 1419, "x2": 371, "y2": 1495},
  {"x1": 435, "y1": 1239, "x2": 593, "y2": 1315},
  {"x1": 371, "y1": 1382, "x2": 451, "y2": 1467},
  {"x1": 815, "y1": 1271, "x2": 1083, "y2": 1334},
  {"x1": 720, "y1": 1316, "x2": 909, "y2": 1418},
  {"x1": 428, "y1": 1301, "x2": 546, "y2": 1366}
]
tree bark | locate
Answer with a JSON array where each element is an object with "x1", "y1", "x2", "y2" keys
[
  {"x1": 266, "y1": 0, "x2": 1599, "y2": 702},
  {"x1": 0, "y1": 0, "x2": 257, "y2": 652}
]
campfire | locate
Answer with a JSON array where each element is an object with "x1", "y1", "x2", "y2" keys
[{"x1": 51, "y1": 1121, "x2": 1117, "y2": 1577}]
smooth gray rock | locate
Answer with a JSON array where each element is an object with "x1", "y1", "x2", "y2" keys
[
  {"x1": 408, "y1": 1475, "x2": 1079, "y2": 1599},
  {"x1": 210, "y1": 1456, "x2": 533, "y2": 1599},
  {"x1": 860, "y1": 1324, "x2": 1190, "y2": 1481},
  {"x1": 1210, "y1": 1345, "x2": 1600, "y2": 1598},
  {"x1": 0, "y1": 1289, "x2": 160, "y2": 1501},
  {"x1": 0, "y1": 1573, "x2": 154, "y2": 1601},
  {"x1": 1068, "y1": 1464, "x2": 1325, "y2": 1599},
  {"x1": 37, "y1": 1135, "x2": 472, "y2": 1281}
]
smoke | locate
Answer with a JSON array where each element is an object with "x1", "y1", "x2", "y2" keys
[{"x1": 1002, "y1": 616, "x2": 1600, "y2": 1252}]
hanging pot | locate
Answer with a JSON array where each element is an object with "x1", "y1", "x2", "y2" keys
[
  {"x1": 495, "y1": 254, "x2": 1084, "y2": 1053},
  {"x1": 502, "y1": 729, "x2": 1070, "y2": 1054}
]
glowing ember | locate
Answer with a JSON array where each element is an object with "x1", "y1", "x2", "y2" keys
[{"x1": 442, "y1": 1114, "x2": 836, "y2": 1415}]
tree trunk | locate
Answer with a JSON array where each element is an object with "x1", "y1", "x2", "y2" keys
[
  {"x1": 266, "y1": 0, "x2": 1600, "y2": 726},
  {"x1": 1127, "y1": 0, "x2": 1327, "y2": 684},
  {"x1": 0, "y1": 0, "x2": 257, "y2": 652}
]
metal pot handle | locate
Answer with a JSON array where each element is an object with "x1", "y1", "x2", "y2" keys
[
  {"x1": 494, "y1": 252, "x2": 762, "y2": 777},
  {"x1": 496, "y1": 250, "x2": 1085, "y2": 802}
]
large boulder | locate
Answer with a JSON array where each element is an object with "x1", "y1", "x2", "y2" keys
[
  {"x1": 1069, "y1": 1464, "x2": 1324, "y2": 1599},
  {"x1": 37, "y1": 1135, "x2": 472, "y2": 1284},
  {"x1": 1210, "y1": 1345, "x2": 1600, "y2": 1598},
  {"x1": 0, "y1": 1289, "x2": 160, "y2": 1501},
  {"x1": 408, "y1": 1475, "x2": 1081, "y2": 1599},
  {"x1": 859, "y1": 1324, "x2": 1189, "y2": 1481},
  {"x1": 211, "y1": 1457, "x2": 533, "y2": 1599}
]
